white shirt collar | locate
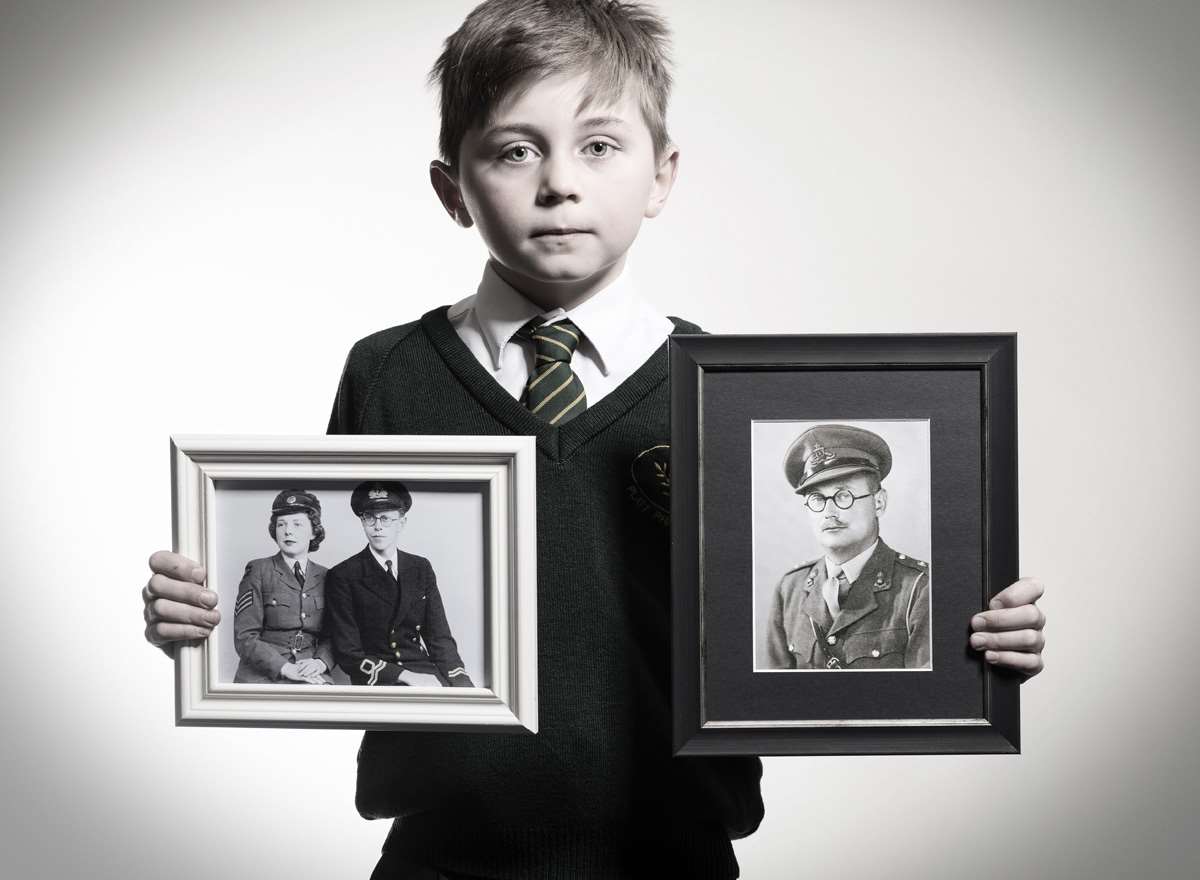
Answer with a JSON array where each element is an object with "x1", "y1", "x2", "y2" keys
[
  {"x1": 368, "y1": 545, "x2": 398, "y2": 573},
  {"x1": 826, "y1": 540, "x2": 879, "y2": 585},
  {"x1": 451, "y1": 262, "x2": 643, "y2": 377},
  {"x1": 280, "y1": 554, "x2": 307, "y2": 575}
]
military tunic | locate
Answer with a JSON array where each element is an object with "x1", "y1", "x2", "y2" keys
[
  {"x1": 766, "y1": 538, "x2": 931, "y2": 670},
  {"x1": 324, "y1": 546, "x2": 474, "y2": 687},
  {"x1": 233, "y1": 553, "x2": 334, "y2": 683}
]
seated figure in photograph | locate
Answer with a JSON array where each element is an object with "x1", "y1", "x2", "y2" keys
[
  {"x1": 325, "y1": 480, "x2": 474, "y2": 687},
  {"x1": 766, "y1": 425, "x2": 931, "y2": 671},
  {"x1": 233, "y1": 489, "x2": 335, "y2": 684}
]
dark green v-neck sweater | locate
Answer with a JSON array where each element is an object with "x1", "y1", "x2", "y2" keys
[{"x1": 328, "y1": 307, "x2": 763, "y2": 880}]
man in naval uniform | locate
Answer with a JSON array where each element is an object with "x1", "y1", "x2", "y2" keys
[
  {"x1": 766, "y1": 424, "x2": 931, "y2": 670},
  {"x1": 324, "y1": 481, "x2": 475, "y2": 687}
]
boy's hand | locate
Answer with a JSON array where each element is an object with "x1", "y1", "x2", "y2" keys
[
  {"x1": 969, "y1": 577, "x2": 1046, "y2": 677},
  {"x1": 143, "y1": 550, "x2": 219, "y2": 648}
]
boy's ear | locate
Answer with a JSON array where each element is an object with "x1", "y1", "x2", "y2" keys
[
  {"x1": 644, "y1": 146, "x2": 680, "y2": 219},
  {"x1": 430, "y1": 160, "x2": 474, "y2": 228}
]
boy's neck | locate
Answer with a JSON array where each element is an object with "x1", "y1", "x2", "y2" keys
[{"x1": 489, "y1": 255, "x2": 627, "y2": 313}]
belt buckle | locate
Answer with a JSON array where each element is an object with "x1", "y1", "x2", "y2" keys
[{"x1": 825, "y1": 657, "x2": 841, "y2": 670}]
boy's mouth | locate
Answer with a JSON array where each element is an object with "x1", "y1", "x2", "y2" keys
[{"x1": 531, "y1": 227, "x2": 590, "y2": 237}]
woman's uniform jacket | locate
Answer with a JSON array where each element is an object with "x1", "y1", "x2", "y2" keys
[{"x1": 233, "y1": 553, "x2": 334, "y2": 682}]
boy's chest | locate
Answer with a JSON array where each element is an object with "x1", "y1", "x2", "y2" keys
[{"x1": 359, "y1": 359, "x2": 674, "y2": 526}]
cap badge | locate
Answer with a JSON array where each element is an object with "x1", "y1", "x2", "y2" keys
[
  {"x1": 287, "y1": 495, "x2": 297, "y2": 504},
  {"x1": 807, "y1": 445, "x2": 836, "y2": 468},
  {"x1": 368, "y1": 488, "x2": 389, "y2": 500}
]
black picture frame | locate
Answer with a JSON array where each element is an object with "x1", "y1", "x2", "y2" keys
[{"x1": 670, "y1": 334, "x2": 1019, "y2": 755}]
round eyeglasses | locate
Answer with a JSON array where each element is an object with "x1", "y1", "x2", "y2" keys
[
  {"x1": 360, "y1": 513, "x2": 402, "y2": 527},
  {"x1": 803, "y1": 489, "x2": 873, "y2": 513}
]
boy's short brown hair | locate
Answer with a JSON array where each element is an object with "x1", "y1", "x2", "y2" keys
[{"x1": 430, "y1": 0, "x2": 673, "y2": 166}]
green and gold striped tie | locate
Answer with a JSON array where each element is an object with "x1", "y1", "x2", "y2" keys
[{"x1": 519, "y1": 318, "x2": 587, "y2": 425}]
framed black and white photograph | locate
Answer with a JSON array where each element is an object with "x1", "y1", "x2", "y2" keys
[
  {"x1": 671, "y1": 334, "x2": 1018, "y2": 755},
  {"x1": 753, "y1": 418, "x2": 933, "y2": 674},
  {"x1": 171, "y1": 434, "x2": 537, "y2": 731}
]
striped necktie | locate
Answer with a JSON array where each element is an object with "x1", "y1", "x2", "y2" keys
[{"x1": 519, "y1": 318, "x2": 587, "y2": 425}]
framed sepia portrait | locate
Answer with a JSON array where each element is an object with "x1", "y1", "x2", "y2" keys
[
  {"x1": 170, "y1": 434, "x2": 537, "y2": 731},
  {"x1": 670, "y1": 334, "x2": 1018, "y2": 755}
]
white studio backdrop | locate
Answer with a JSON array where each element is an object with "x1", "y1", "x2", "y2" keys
[{"x1": 2, "y1": 1, "x2": 1198, "y2": 878}]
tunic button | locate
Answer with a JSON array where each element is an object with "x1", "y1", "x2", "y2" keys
[
  {"x1": 422, "y1": 594, "x2": 427, "y2": 600},
  {"x1": 303, "y1": 592, "x2": 308, "y2": 598},
  {"x1": 271, "y1": 599, "x2": 277, "y2": 605},
  {"x1": 301, "y1": 612, "x2": 307, "y2": 619},
  {"x1": 899, "y1": 554, "x2": 907, "y2": 560},
  {"x1": 826, "y1": 635, "x2": 837, "y2": 645},
  {"x1": 411, "y1": 636, "x2": 418, "y2": 642},
  {"x1": 416, "y1": 624, "x2": 422, "y2": 631},
  {"x1": 390, "y1": 642, "x2": 397, "y2": 649},
  {"x1": 871, "y1": 649, "x2": 880, "y2": 658},
  {"x1": 787, "y1": 643, "x2": 795, "y2": 652},
  {"x1": 395, "y1": 651, "x2": 402, "y2": 659}
]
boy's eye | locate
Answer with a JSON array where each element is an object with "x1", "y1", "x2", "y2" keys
[
  {"x1": 502, "y1": 145, "x2": 535, "y2": 162},
  {"x1": 585, "y1": 141, "x2": 614, "y2": 157}
]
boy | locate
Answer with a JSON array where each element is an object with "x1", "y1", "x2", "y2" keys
[{"x1": 143, "y1": 2, "x2": 1047, "y2": 877}]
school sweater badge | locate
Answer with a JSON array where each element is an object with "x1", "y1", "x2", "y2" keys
[{"x1": 628, "y1": 444, "x2": 670, "y2": 526}]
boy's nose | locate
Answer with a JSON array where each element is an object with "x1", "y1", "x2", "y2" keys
[{"x1": 536, "y1": 155, "x2": 581, "y2": 205}]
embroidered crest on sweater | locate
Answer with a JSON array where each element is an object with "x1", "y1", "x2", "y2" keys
[{"x1": 627, "y1": 443, "x2": 670, "y2": 526}]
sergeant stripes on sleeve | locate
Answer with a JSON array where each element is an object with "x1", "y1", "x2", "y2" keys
[{"x1": 234, "y1": 591, "x2": 255, "y2": 616}]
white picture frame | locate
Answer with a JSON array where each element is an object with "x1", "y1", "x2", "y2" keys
[{"x1": 170, "y1": 434, "x2": 537, "y2": 732}]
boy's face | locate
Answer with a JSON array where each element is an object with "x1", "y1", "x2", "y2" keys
[{"x1": 432, "y1": 71, "x2": 678, "y2": 309}]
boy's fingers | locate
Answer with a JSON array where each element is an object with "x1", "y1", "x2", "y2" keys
[
  {"x1": 988, "y1": 577, "x2": 1044, "y2": 610},
  {"x1": 970, "y1": 629, "x2": 1045, "y2": 652},
  {"x1": 146, "y1": 572, "x2": 218, "y2": 609},
  {"x1": 144, "y1": 621, "x2": 213, "y2": 647},
  {"x1": 147, "y1": 550, "x2": 207, "y2": 585},
  {"x1": 971, "y1": 604, "x2": 1045, "y2": 632},
  {"x1": 984, "y1": 649, "x2": 1045, "y2": 676},
  {"x1": 145, "y1": 597, "x2": 221, "y2": 628}
]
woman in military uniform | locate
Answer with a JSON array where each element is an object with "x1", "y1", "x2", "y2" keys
[{"x1": 232, "y1": 489, "x2": 335, "y2": 684}]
